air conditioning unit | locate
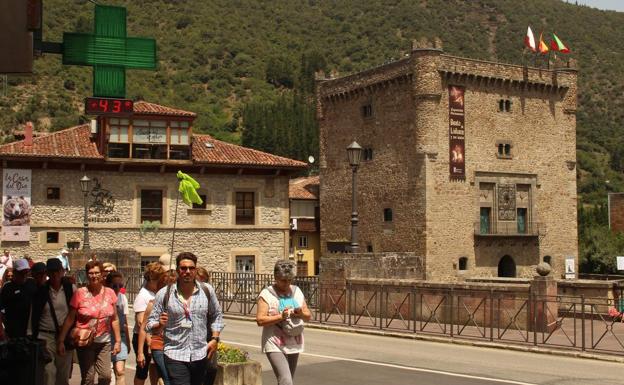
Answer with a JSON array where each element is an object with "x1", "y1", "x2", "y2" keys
[{"x1": 290, "y1": 218, "x2": 298, "y2": 230}]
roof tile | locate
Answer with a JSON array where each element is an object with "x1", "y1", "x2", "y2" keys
[{"x1": 289, "y1": 176, "x2": 320, "y2": 200}]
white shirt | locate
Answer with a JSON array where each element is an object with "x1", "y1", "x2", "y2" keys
[
  {"x1": 133, "y1": 287, "x2": 155, "y2": 334},
  {"x1": 259, "y1": 285, "x2": 305, "y2": 354}
]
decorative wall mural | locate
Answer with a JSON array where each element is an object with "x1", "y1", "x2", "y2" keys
[
  {"x1": 498, "y1": 184, "x2": 516, "y2": 220},
  {"x1": 89, "y1": 178, "x2": 115, "y2": 214}
]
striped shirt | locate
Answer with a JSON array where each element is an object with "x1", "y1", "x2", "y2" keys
[{"x1": 147, "y1": 281, "x2": 224, "y2": 362}]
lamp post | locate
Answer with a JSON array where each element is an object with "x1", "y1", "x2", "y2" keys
[
  {"x1": 80, "y1": 175, "x2": 91, "y2": 250},
  {"x1": 347, "y1": 141, "x2": 363, "y2": 253}
]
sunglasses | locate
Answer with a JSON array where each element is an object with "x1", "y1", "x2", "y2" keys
[
  {"x1": 112, "y1": 283, "x2": 124, "y2": 289},
  {"x1": 178, "y1": 266, "x2": 196, "y2": 272}
]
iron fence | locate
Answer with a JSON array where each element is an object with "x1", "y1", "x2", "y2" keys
[{"x1": 207, "y1": 274, "x2": 624, "y2": 356}]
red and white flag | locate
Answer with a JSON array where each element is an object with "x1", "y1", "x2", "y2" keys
[{"x1": 524, "y1": 26, "x2": 536, "y2": 52}]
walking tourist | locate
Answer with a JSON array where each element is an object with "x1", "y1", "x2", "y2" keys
[
  {"x1": 57, "y1": 248, "x2": 71, "y2": 272},
  {"x1": 32, "y1": 262, "x2": 48, "y2": 287},
  {"x1": 0, "y1": 258, "x2": 36, "y2": 339},
  {"x1": 107, "y1": 271, "x2": 131, "y2": 385},
  {"x1": 256, "y1": 260, "x2": 312, "y2": 385},
  {"x1": 31, "y1": 258, "x2": 75, "y2": 385},
  {"x1": 146, "y1": 252, "x2": 224, "y2": 385},
  {"x1": 133, "y1": 262, "x2": 165, "y2": 385},
  {"x1": 57, "y1": 260, "x2": 121, "y2": 385},
  {"x1": 0, "y1": 267, "x2": 12, "y2": 289},
  {"x1": 137, "y1": 270, "x2": 176, "y2": 385},
  {"x1": 0, "y1": 249, "x2": 13, "y2": 283}
]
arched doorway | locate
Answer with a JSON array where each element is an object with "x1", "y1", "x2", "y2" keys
[{"x1": 498, "y1": 255, "x2": 516, "y2": 277}]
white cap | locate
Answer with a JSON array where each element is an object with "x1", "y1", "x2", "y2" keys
[
  {"x1": 14, "y1": 258, "x2": 30, "y2": 271},
  {"x1": 159, "y1": 253, "x2": 173, "y2": 271},
  {"x1": 61, "y1": 248, "x2": 69, "y2": 254}
]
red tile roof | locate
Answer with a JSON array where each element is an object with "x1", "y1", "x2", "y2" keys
[
  {"x1": 289, "y1": 176, "x2": 319, "y2": 200},
  {"x1": 0, "y1": 124, "x2": 103, "y2": 159},
  {"x1": 133, "y1": 101, "x2": 196, "y2": 117},
  {"x1": 0, "y1": 126, "x2": 306, "y2": 169},
  {"x1": 192, "y1": 135, "x2": 307, "y2": 169}
]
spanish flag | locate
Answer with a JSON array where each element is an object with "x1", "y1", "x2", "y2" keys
[
  {"x1": 538, "y1": 32, "x2": 549, "y2": 54},
  {"x1": 550, "y1": 33, "x2": 570, "y2": 53}
]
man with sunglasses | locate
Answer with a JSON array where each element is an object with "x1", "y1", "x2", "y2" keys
[{"x1": 147, "y1": 252, "x2": 223, "y2": 385}]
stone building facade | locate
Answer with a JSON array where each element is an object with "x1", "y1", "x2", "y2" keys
[
  {"x1": 317, "y1": 40, "x2": 578, "y2": 281},
  {"x1": 0, "y1": 102, "x2": 306, "y2": 273},
  {"x1": 289, "y1": 176, "x2": 320, "y2": 276}
]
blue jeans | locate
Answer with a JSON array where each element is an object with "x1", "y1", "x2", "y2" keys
[{"x1": 151, "y1": 350, "x2": 170, "y2": 385}]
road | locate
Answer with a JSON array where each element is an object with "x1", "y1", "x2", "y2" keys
[{"x1": 70, "y1": 318, "x2": 624, "y2": 385}]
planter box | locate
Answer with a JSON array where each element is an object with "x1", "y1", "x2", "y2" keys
[{"x1": 215, "y1": 360, "x2": 262, "y2": 385}]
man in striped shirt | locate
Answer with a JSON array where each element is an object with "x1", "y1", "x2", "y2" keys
[{"x1": 147, "y1": 252, "x2": 224, "y2": 385}]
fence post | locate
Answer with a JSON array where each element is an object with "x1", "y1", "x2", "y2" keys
[
  {"x1": 581, "y1": 294, "x2": 586, "y2": 351},
  {"x1": 449, "y1": 288, "x2": 454, "y2": 338},
  {"x1": 532, "y1": 292, "x2": 537, "y2": 346},
  {"x1": 412, "y1": 286, "x2": 417, "y2": 334},
  {"x1": 379, "y1": 285, "x2": 384, "y2": 330},
  {"x1": 348, "y1": 281, "x2": 352, "y2": 327},
  {"x1": 489, "y1": 289, "x2": 494, "y2": 342}
]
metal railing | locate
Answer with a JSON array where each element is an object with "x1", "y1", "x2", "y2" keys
[
  {"x1": 474, "y1": 221, "x2": 540, "y2": 236},
  {"x1": 208, "y1": 274, "x2": 624, "y2": 356}
]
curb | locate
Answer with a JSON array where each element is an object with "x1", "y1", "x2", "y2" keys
[{"x1": 224, "y1": 314, "x2": 624, "y2": 364}]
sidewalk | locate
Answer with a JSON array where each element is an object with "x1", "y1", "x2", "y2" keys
[{"x1": 68, "y1": 363, "x2": 136, "y2": 385}]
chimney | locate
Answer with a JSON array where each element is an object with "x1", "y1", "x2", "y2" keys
[{"x1": 24, "y1": 121, "x2": 33, "y2": 146}]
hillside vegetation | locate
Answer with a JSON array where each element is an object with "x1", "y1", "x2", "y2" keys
[{"x1": 1, "y1": 0, "x2": 623, "y2": 272}]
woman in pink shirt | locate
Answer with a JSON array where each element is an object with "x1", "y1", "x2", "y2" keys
[{"x1": 57, "y1": 260, "x2": 121, "y2": 385}]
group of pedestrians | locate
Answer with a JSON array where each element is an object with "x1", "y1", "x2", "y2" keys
[{"x1": 0, "y1": 249, "x2": 311, "y2": 385}]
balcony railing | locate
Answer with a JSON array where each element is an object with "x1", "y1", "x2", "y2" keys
[{"x1": 474, "y1": 221, "x2": 540, "y2": 236}]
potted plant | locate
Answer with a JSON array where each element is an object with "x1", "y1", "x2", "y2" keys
[{"x1": 215, "y1": 343, "x2": 262, "y2": 385}]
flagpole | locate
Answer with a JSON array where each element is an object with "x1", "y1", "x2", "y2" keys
[{"x1": 164, "y1": 184, "x2": 181, "y2": 317}]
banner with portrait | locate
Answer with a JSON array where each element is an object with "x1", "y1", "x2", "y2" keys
[
  {"x1": 2, "y1": 169, "x2": 32, "y2": 241},
  {"x1": 449, "y1": 85, "x2": 466, "y2": 179}
]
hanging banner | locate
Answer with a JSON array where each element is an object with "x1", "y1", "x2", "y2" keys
[
  {"x1": 2, "y1": 169, "x2": 32, "y2": 241},
  {"x1": 449, "y1": 85, "x2": 466, "y2": 179}
]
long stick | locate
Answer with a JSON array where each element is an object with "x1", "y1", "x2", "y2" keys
[{"x1": 163, "y1": 189, "x2": 180, "y2": 312}]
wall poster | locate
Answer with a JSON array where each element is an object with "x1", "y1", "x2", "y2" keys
[
  {"x1": 2, "y1": 169, "x2": 32, "y2": 241},
  {"x1": 449, "y1": 85, "x2": 466, "y2": 179}
]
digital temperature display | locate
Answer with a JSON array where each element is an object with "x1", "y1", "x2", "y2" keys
[{"x1": 85, "y1": 97, "x2": 134, "y2": 115}]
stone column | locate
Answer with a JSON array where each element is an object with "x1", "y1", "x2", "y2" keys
[{"x1": 529, "y1": 275, "x2": 558, "y2": 333}]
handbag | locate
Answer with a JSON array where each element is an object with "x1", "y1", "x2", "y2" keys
[{"x1": 71, "y1": 287, "x2": 106, "y2": 348}]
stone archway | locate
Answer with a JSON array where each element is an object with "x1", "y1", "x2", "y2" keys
[{"x1": 498, "y1": 255, "x2": 516, "y2": 277}]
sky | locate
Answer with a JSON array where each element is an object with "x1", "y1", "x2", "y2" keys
[{"x1": 564, "y1": 0, "x2": 624, "y2": 12}]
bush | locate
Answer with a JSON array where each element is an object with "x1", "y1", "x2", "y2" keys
[{"x1": 217, "y1": 343, "x2": 248, "y2": 364}]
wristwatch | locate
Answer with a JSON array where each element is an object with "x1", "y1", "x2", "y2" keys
[{"x1": 210, "y1": 336, "x2": 220, "y2": 343}]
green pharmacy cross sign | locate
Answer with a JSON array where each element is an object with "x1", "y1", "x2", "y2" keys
[{"x1": 62, "y1": 5, "x2": 156, "y2": 98}]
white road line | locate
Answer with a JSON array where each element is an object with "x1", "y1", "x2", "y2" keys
[{"x1": 225, "y1": 340, "x2": 537, "y2": 385}]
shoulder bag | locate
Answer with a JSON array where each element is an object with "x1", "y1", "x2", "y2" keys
[
  {"x1": 268, "y1": 285, "x2": 304, "y2": 337},
  {"x1": 70, "y1": 287, "x2": 106, "y2": 348}
]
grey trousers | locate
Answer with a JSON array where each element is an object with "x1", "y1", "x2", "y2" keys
[
  {"x1": 76, "y1": 342, "x2": 112, "y2": 385},
  {"x1": 40, "y1": 331, "x2": 73, "y2": 385},
  {"x1": 266, "y1": 352, "x2": 299, "y2": 385}
]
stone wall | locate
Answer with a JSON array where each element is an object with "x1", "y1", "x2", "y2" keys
[
  {"x1": 319, "y1": 252, "x2": 425, "y2": 284},
  {"x1": 0, "y1": 168, "x2": 290, "y2": 273},
  {"x1": 318, "y1": 42, "x2": 578, "y2": 281}
]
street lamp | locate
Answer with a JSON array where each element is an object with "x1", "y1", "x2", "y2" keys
[
  {"x1": 80, "y1": 175, "x2": 91, "y2": 250},
  {"x1": 346, "y1": 141, "x2": 363, "y2": 253},
  {"x1": 296, "y1": 250, "x2": 304, "y2": 262}
]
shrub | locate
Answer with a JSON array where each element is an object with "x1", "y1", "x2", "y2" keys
[{"x1": 217, "y1": 343, "x2": 248, "y2": 364}]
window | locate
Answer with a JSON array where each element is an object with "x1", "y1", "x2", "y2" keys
[
  {"x1": 363, "y1": 148, "x2": 374, "y2": 161},
  {"x1": 192, "y1": 194, "x2": 207, "y2": 209},
  {"x1": 235, "y1": 255, "x2": 255, "y2": 273},
  {"x1": 543, "y1": 255, "x2": 552, "y2": 265},
  {"x1": 170, "y1": 121, "x2": 191, "y2": 160},
  {"x1": 498, "y1": 99, "x2": 511, "y2": 112},
  {"x1": 366, "y1": 244, "x2": 373, "y2": 253},
  {"x1": 47, "y1": 187, "x2": 60, "y2": 200},
  {"x1": 383, "y1": 208, "x2": 393, "y2": 222},
  {"x1": 497, "y1": 141, "x2": 512, "y2": 158},
  {"x1": 517, "y1": 208, "x2": 527, "y2": 234},
  {"x1": 459, "y1": 257, "x2": 468, "y2": 271},
  {"x1": 235, "y1": 192, "x2": 255, "y2": 225},
  {"x1": 361, "y1": 104, "x2": 373, "y2": 118},
  {"x1": 140, "y1": 189, "x2": 163, "y2": 223},
  {"x1": 298, "y1": 235, "x2": 308, "y2": 248},
  {"x1": 327, "y1": 242, "x2": 349, "y2": 253},
  {"x1": 480, "y1": 207, "x2": 491, "y2": 234},
  {"x1": 66, "y1": 241, "x2": 80, "y2": 250},
  {"x1": 132, "y1": 120, "x2": 167, "y2": 159},
  {"x1": 107, "y1": 118, "x2": 130, "y2": 158},
  {"x1": 46, "y1": 232, "x2": 59, "y2": 244}
]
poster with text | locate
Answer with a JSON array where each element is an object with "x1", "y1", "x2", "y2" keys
[
  {"x1": 449, "y1": 85, "x2": 466, "y2": 179},
  {"x1": 565, "y1": 255, "x2": 576, "y2": 279},
  {"x1": 2, "y1": 169, "x2": 31, "y2": 241}
]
